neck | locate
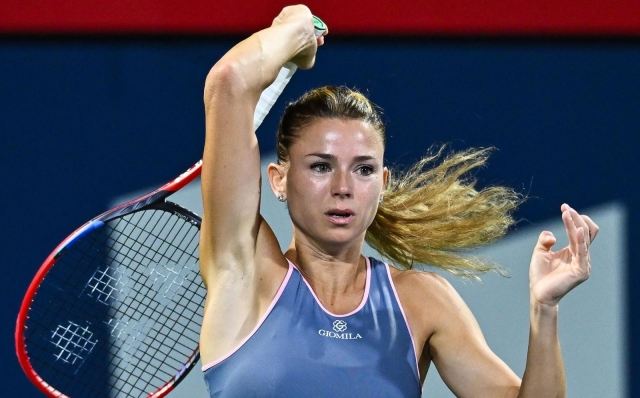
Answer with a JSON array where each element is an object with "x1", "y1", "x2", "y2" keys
[{"x1": 285, "y1": 238, "x2": 368, "y2": 314}]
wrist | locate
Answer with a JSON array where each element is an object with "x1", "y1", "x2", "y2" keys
[
  {"x1": 530, "y1": 296, "x2": 559, "y2": 335},
  {"x1": 261, "y1": 21, "x2": 312, "y2": 66},
  {"x1": 530, "y1": 296, "x2": 559, "y2": 313}
]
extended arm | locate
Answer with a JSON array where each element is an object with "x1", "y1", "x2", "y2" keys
[{"x1": 425, "y1": 204, "x2": 597, "y2": 397}]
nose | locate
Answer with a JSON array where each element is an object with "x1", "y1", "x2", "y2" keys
[{"x1": 331, "y1": 169, "x2": 352, "y2": 199}]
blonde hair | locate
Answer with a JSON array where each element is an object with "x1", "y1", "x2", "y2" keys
[
  {"x1": 277, "y1": 86, "x2": 522, "y2": 278},
  {"x1": 367, "y1": 146, "x2": 521, "y2": 278}
]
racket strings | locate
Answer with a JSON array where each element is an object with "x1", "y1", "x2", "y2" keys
[
  {"x1": 104, "y1": 210, "x2": 202, "y2": 396},
  {"x1": 24, "y1": 208, "x2": 204, "y2": 397},
  {"x1": 27, "y1": 226, "x2": 123, "y2": 397}
]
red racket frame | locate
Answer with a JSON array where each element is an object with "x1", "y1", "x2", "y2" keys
[{"x1": 16, "y1": 160, "x2": 203, "y2": 398}]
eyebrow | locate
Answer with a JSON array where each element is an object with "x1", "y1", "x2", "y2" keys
[{"x1": 306, "y1": 153, "x2": 378, "y2": 162}]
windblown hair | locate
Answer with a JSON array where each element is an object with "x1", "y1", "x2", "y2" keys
[{"x1": 277, "y1": 86, "x2": 522, "y2": 278}]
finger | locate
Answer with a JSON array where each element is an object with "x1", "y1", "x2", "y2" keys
[
  {"x1": 535, "y1": 231, "x2": 556, "y2": 252},
  {"x1": 565, "y1": 204, "x2": 592, "y2": 246},
  {"x1": 581, "y1": 214, "x2": 599, "y2": 243},
  {"x1": 575, "y1": 226, "x2": 591, "y2": 273},
  {"x1": 565, "y1": 204, "x2": 588, "y2": 232},
  {"x1": 562, "y1": 208, "x2": 580, "y2": 255},
  {"x1": 561, "y1": 205, "x2": 591, "y2": 275}
]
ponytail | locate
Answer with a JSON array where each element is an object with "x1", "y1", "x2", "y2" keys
[{"x1": 367, "y1": 145, "x2": 522, "y2": 278}]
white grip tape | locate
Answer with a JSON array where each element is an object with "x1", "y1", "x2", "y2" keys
[
  {"x1": 253, "y1": 20, "x2": 326, "y2": 131},
  {"x1": 253, "y1": 62, "x2": 297, "y2": 131}
]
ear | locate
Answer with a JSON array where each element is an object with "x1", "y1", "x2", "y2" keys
[
  {"x1": 267, "y1": 162, "x2": 288, "y2": 200},
  {"x1": 380, "y1": 166, "x2": 389, "y2": 203}
]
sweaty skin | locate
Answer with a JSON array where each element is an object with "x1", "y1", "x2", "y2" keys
[{"x1": 199, "y1": 6, "x2": 599, "y2": 397}]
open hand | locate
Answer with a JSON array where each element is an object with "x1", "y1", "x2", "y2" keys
[{"x1": 529, "y1": 204, "x2": 599, "y2": 306}]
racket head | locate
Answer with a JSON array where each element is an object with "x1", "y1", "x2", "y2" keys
[{"x1": 16, "y1": 161, "x2": 205, "y2": 398}]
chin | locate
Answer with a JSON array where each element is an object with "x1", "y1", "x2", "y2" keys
[
  {"x1": 317, "y1": 228, "x2": 366, "y2": 248},
  {"x1": 292, "y1": 216, "x2": 368, "y2": 250}
]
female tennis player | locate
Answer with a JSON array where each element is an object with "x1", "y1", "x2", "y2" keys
[{"x1": 198, "y1": 5, "x2": 598, "y2": 397}]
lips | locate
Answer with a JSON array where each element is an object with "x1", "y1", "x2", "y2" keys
[{"x1": 325, "y1": 209, "x2": 355, "y2": 225}]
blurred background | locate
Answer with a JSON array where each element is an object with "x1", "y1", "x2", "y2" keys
[{"x1": 2, "y1": 0, "x2": 638, "y2": 396}]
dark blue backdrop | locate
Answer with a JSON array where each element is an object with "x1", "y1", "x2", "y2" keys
[{"x1": 3, "y1": 37, "x2": 638, "y2": 396}]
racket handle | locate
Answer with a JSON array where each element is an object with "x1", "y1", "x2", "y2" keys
[
  {"x1": 252, "y1": 16, "x2": 326, "y2": 131},
  {"x1": 253, "y1": 62, "x2": 297, "y2": 131}
]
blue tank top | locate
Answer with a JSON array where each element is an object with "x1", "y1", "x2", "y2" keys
[{"x1": 202, "y1": 257, "x2": 421, "y2": 397}]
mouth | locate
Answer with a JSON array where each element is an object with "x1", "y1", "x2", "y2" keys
[{"x1": 325, "y1": 209, "x2": 355, "y2": 225}]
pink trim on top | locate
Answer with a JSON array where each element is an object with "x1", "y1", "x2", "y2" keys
[
  {"x1": 201, "y1": 262, "x2": 294, "y2": 371},
  {"x1": 385, "y1": 263, "x2": 421, "y2": 381},
  {"x1": 289, "y1": 257, "x2": 371, "y2": 318}
]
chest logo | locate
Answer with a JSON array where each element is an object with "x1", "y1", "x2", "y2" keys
[
  {"x1": 333, "y1": 320, "x2": 347, "y2": 332},
  {"x1": 318, "y1": 320, "x2": 362, "y2": 340}
]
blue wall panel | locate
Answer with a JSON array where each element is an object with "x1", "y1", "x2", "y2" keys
[{"x1": 3, "y1": 37, "x2": 638, "y2": 397}]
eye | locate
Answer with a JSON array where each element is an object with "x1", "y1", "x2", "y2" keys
[
  {"x1": 356, "y1": 165, "x2": 375, "y2": 176},
  {"x1": 311, "y1": 163, "x2": 331, "y2": 173}
]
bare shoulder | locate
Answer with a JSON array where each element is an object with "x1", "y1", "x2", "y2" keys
[
  {"x1": 389, "y1": 266, "x2": 460, "y2": 308},
  {"x1": 390, "y1": 265, "x2": 520, "y2": 393},
  {"x1": 388, "y1": 266, "x2": 469, "y2": 342}
]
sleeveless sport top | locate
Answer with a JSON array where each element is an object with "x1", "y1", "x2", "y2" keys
[{"x1": 202, "y1": 257, "x2": 421, "y2": 397}]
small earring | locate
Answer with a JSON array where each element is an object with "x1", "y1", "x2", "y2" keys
[
  {"x1": 379, "y1": 197, "x2": 384, "y2": 205},
  {"x1": 278, "y1": 194, "x2": 286, "y2": 202}
]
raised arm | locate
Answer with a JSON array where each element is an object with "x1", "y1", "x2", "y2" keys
[
  {"x1": 517, "y1": 204, "x2": 597, "y2": 397},
  {"x1": 422, "y1": 204, "x2": 597, "y2": 397},
  {"x1": 200, "y1": 6, "x2": 319, "y2": 284}
]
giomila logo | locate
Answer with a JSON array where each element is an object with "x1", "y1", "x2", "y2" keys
[{"x1": 318, "y1": 320, "x2": 362, "y2": 340}]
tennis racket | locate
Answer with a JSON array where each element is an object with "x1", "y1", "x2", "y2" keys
[{"x1": 16, "y1": 17, "x2": 327, "y2": 398}]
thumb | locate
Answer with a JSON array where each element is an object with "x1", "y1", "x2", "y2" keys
[{"x1": 535, "y1": 231, "x2": 556, "y2": 252}]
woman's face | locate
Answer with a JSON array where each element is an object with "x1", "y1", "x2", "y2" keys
[{"x1": 281, "y1": 118, "x2": 387, "y2": 251}]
